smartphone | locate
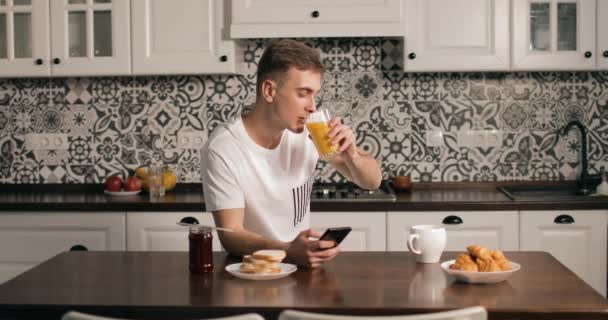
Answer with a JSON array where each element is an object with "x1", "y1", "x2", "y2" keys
[{"x1": 319, "y1": 227, "x2": 352, "y2": 247}]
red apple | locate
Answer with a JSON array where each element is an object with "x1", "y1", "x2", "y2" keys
[
  {"x1": 124, "y1": 176, "x2": 142, "y2": 192},
  {"x1": 105, "y1": 175, "x2": 123, "y2": 192}
]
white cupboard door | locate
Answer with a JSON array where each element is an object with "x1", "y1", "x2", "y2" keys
[
  {"x1": 131, "y1": 0, "x2": 235, "y2": 75},
  {"x1": 512, "y1": 0, "x2": 595, "y2": 71},
  {"x1": 520, "y1": 210, "x2": 607, "y2": 297},
  {"x1": 387, "y1": 211, "x2": 519, "y2": 252},
  {"x1": 49, "y1": 0, "x2": 130, "y2": 76},
  {"x1": 231, "y1": 0, "x2": 403, "y2": 38},
  {"x1": 0, "y1": 212, "x2": 125, "y2": 284},
  {"x1": 404, "y1": 0, "x2": 509, "y2": 72},
  {"x1": 310, "y1": 212, "x2": 386, "y2": 251},
  {"x1": 0, "y1": 0, "x2": 49, "y2": 77},
  {"x1": 126, "y1": 212, "x2": 222, "y2": 252},
  {"x1": 598, "y1": 0, "x2": 608, "y2": 70}
]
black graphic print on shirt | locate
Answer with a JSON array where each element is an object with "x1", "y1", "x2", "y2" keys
[{"x1": 292, "y1": 178, "x2": 313, "y2": 227}]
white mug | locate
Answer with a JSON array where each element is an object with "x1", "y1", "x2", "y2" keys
[{"x1": 407, "y1": 225, "x2": 447, "y2": 263}]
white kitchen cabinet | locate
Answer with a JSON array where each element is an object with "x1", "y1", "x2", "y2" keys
[
  {"x1": 387, "y1": 211, "x2": 519, "y2": 252},
  {"x1": 0, "y1": 212, "x2": 125, "y2": 284},
  {"x1": 311, "y1": 211, "x2": 386, "y2": 251},
  {"x1": 231, "y1": 0, "x2": 404, "y2": 38},
  {"x1": 126, "y1": 212, "x2": 222, "y2": 252},
  {"x1": 520, "y1": 210, "x2": 608, "y2": 297},
  {"x1": 131, "y1": 0, "x2": 237, "y2": 75},
  {"x1": 0, "y1": 0, "x2": 130, "y2": 77},
  {"x1": 403, "y1": 0, "x2": 510, "y2": 72},
  {"x1": 512, "y1": 0, "x2": 596, "y2": 71},
  {"x1": 598, "y1": 0, "x2": 608, "y2": 70}
]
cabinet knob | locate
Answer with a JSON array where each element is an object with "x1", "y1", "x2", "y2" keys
[
  {"x1": 408, "y1": 52, "x2": 416, "y2": 60},
  {"x1": 603, "y1": 50, "x2": 608, "y2": 58},
  {"x1": 180, "y1": 216, "x2": 200, "y2": 225},
  {"x1": 442, "y1": 215, "x2": 463, "y2": 225},
  {"x1": 35, "y1": 58, "x2": 43, "y2": 65},
  {"x1": 70, "y1": 244, "x2": 88, "y2": 251},
  {"x1": 219, "y1": 55, "x2": 228, "y2": 62},
  {"x1": 311, "y1": 10, "x2": 320, "y2": 18},
  {"x1": 584, "y1": 51, "x2": 592, "y2": 58},
  {"x1": 554, "y1": 214, "x2": 575, "y2": 224},
  {"x1": 53, "y1": 58, "x2": 61, "y2": 65}
]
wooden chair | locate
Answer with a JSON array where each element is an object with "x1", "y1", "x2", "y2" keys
[
  {"x1": 62, "y1": 311, "x2": 266, "y2": 320},
  {"x1": 278, "y1": 307, "x2": 487, "y2": 320}
]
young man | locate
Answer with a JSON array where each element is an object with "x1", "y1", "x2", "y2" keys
[{"x1": 201, "y1": 39, "x2": 382, "y2": 268}]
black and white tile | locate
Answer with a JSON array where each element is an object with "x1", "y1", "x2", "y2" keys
[{"x1": 1, "y1": 38, "x2": 607, "y2": 184}]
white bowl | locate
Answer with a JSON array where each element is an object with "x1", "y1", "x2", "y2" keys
[{"x1": 440, "y1": 259, "x2": 521, "y2": 284}]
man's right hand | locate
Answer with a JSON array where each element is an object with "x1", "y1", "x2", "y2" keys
[{"x1": 286, "y1": 229, "x2": 340, "y2": 268}]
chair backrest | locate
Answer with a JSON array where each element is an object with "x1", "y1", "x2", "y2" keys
[
  {"x1": 62, "y1": 311, "x2": 266, "y2": 320},
  {"x1": 279, "y1": 306, "x2": 487, "y2": 320}
]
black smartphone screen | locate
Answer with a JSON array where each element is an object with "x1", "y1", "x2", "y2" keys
[{"x1": 319, "y1": 227, "x2": 352, "y2": 247}]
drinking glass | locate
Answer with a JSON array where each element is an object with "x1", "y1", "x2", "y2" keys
[
  {"x1": 148, "y1": 164, "x2": 165, "y2": 198},
  {"x1": 306, "y1": 109, "x2": 339, "y2": 160}
]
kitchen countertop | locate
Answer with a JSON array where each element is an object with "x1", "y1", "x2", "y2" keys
[
  {"x1": 0, "y1": 182, "x2": 606, "y2": 212},
  {"x1": 0, "y1": 251, "x2": 606, "y2": 320}
]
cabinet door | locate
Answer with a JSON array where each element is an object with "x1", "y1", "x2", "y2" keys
[
  {"x1": 512, "y1": 0, "x2": 595, "y2": 71},
  {"x1": 49, "y1": 0, "x2": 130, "y2": 76},
  {"x1": 231, "y1": 0, "x2": 403, "y2": 38},
  {"x1": 520, "y1": 210, "x2": 607, "y2": 297},
  {"x1": 131, "y1": 0, "x2": 236, "y2": 75},
  {"x1": 0, "y1": 0, "x2": 49, "y2": 77},
  {"x1": 126, "y1": 212, "x2": 222, "y2": 252},
  {"x1": 0, "y1": 212, "x2": 125, "y2": 284},
  {"x1": 598, "y1": 0, "x2": 608, "y2": 70},
  {"x1": 387, "y1": 211, "x2": 519, "y2": 252},
  {"x1": 404, "y1": 0, "x2": 509, "y2": 72},
  {"x1": 310, "y1": 212, "x2": 386, "y2": 251}
]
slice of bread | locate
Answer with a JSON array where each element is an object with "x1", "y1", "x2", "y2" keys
[{"x1": 252, "y1": 249, "x2": 286, "y2": 262}]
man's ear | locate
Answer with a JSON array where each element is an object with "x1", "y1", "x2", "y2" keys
[{"x1": 261, "y1": 79, "x2": 276, "y2": 103}]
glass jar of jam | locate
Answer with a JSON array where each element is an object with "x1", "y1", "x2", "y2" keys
[{"x1": 188, "y1": 227, "x2": 213, "y2": 273}]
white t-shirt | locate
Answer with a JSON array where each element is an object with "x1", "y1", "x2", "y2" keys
[{"x1": 201, "y1": 117, "x2": 319, "y2": 242}]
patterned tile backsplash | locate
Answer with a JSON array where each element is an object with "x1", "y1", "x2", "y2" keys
[{"x1": 1, "y1": 38, "x2": 607, "y2": 184}]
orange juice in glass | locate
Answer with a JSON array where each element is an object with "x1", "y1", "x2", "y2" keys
[{"x1": 306, "y1": 109, "x2": 339, "y2": 160}]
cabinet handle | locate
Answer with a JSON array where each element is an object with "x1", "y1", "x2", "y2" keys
[
  {"x1": 219, "y1": 55, "x2": 228, "y2": 62},
  {"x1": 408, "y1": 52, "x2": 416, "y2": 60},
  {"x1": 180, "y1": 216, "x2": 199, "y2": 225},
  {"x1": 554, "y1": 214, "x2": 575, "y2": 224},
  {"x1": 70, "y1": 244, "x2": 88, "y2": 251},
  {"x1": 442, "y1": 215, "x2": 463, "y2": 225},
  {"x1": 584, "y1": 51, "x2": 592, "y2": 58},
  {"x1": 311, "y1": 10, "x2": 320, "y2": 18},
  {"x1": 53, "y1": 58, "x2": 61, "y2": 65},
  {"x1": 35, "y1": 58, "x2": 43, "y2": 65},
  {"x1": 603, "y1": 50, "x2": 608, "y2": 58}
]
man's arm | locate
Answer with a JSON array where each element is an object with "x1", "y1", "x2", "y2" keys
[
  {"x1": 212, "y1": 208, "x2": 340, "y2": 268},
  {"x1": 326, "y1": 117, "x2": 382, "y2": 190}
]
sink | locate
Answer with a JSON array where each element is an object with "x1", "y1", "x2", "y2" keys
[{"x1": 498, "y1": 185, "x2": 590, "y2": 201}]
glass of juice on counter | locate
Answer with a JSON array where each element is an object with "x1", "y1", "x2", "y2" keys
[{"x1": 306, "y1": 109, "x2": 339, "y2": 160}]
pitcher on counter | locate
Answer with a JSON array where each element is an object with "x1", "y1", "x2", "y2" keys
[{"x1": 201, "y1": 39, "x2": 382, "y2": 268}]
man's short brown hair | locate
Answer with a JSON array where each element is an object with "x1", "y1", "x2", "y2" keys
[{"x1": 256, "y1": 39, "x2": 324, "y2": 96}]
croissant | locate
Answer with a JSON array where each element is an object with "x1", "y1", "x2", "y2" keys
[
  {"x1": 450, "y1": 253, "x2": 478, "y2": 272},
  {"x1": 467, "y1": 245, "x2": 491, "y2": 260},
  {"x1": 451, "y1": 245, "x2": 512, "y2": 272},
  {"x1": 491, "y1": 250, "x2": 512, "y2": 271},
  {"x1": 476, "y1": 256, "x2": 501, "y2": 272}
]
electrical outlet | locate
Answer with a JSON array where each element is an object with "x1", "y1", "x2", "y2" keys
[
  {"x1": 177, "y1": 132, "x2": 205, "y2": 149},
  {"x1": 25, "y1": 133, "x2": 68, "y2": 150},
  {"x1": 485, "y1": 130, "x2": 502, "y2": 148},
  {"x1": 457, "y1": 130, "x2": 475, "y2": 148},
  {"x1": 426, "y1": 130, "x2": 444, "y2": 147},
  {"x1": 49, "y1": 134, "x2": 68, "y2": 150}
]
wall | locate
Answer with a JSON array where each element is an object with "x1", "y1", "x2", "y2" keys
[{"x1": 0, "y1": 38, "x2": 607, "y2": 184}]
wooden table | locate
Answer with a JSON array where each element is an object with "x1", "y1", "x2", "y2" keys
[{"x1": 0, "y1": 251, "x2": 606, "y2": 320}]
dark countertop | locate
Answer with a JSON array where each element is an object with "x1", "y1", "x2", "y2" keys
[
  {"x1": 0, "y1": 182, "x2": 607, "y2": 212},
  {"x1": 1, "y1": 251, "x2": 606, "y2": 320}
]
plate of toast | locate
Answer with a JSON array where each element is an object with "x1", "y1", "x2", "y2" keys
[
  {"x1": 225, "y1": 249, "x2": 297, "y2": 280},
  {"x1": 441, "y1": 245, "x2": 521, "y2": 284}
]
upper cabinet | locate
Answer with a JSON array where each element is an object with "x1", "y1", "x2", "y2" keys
[
  {"x1": 131, "y1": 0, "x2": 237, "y2": 75},
  {"x1": 231, "y1": 0, "x2": 404, "y2": 38},
  {"x1": 598, "y1": 0, "x2": 608, "y2": 70},
  {"x1": 512, "y1": 0, "x2": 595, "y2": 71},
  {"x1": 0, "y1": 0, "x2": 130, "y2": 78},
  {"x1": 404, "y1": 0, "x2": 510, "y2": 72}
]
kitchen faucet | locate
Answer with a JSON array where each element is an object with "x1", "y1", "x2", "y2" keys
[{"x1": 561, "y1": 120, "x2": 591, "y2": 194}]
